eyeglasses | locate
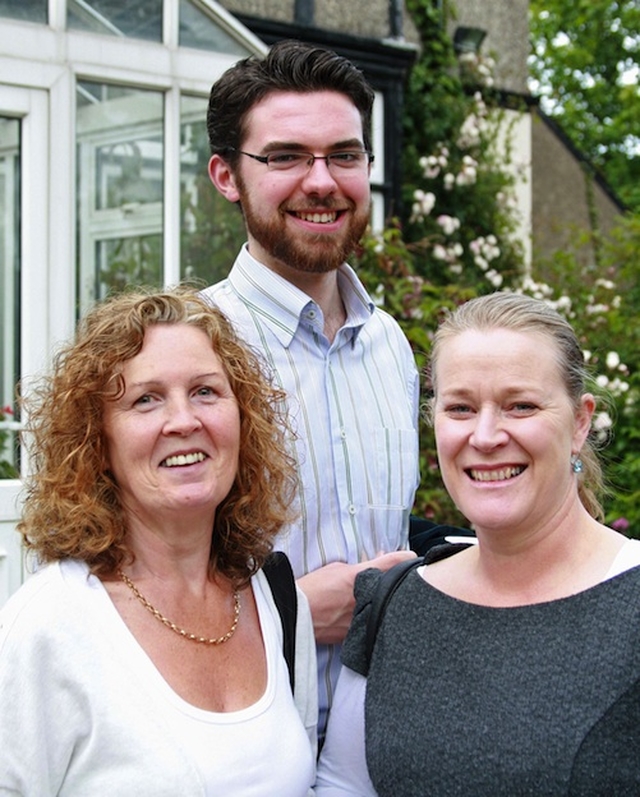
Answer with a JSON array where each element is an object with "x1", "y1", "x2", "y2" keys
[{"x1": 231, "y1": 148, "x2": 374, "y2": 174}]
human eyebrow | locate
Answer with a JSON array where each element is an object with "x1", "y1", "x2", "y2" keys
[
  {"x1": 126, "y1": 372, "x2": 226, "y2": 392},
  {"x1": 261, "y1": 138, "x2": 365, "y2": 153}
]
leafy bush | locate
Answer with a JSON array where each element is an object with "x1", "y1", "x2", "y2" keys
[{"x1": 350, "y1": 0, "x2": 640, "y2": 534}]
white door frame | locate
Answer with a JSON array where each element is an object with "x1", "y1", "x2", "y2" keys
[{"x1": 0, "y1": 84, "x2": 50, "y2": 602}]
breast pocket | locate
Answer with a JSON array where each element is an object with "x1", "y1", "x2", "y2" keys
[{"x1": 363, "y1": 426, "x2": 418, "y2": 553}]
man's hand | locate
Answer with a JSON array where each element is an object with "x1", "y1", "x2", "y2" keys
[{"x1": 297, "y1": 550, "x2": 417, "y2": 644}]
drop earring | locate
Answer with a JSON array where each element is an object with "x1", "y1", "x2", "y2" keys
[{"x1": 571, "y1": 454, "x2": 584, "y2": 474}]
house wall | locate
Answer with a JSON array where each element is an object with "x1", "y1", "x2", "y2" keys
[
  {"x1": 219, "y1": 0, "x2": 420, "y2": 40},
  {"x1": 531, "y1": 109, "x2": 625, "y2": 267},
  {"x1": 219, "y1": 0, "x2": 529, "y2": 95},
  {"x1": 451, "y1": 0, "x2": 529, "y2": 94}
]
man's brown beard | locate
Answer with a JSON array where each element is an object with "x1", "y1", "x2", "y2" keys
[{"x1": 237, "y1": 179, "x2": 369, "y2": 274}]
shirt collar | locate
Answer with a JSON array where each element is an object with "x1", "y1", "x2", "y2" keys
[{"x1": 229, "y1": 244, "x2": 374, "y2": 347}]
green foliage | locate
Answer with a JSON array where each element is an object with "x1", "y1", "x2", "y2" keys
[
  {"x1": 400, "y1": 1, "x2": 525, "y2": 292},
  {"x1": 351, "y1": 0, "x2": 640, "y2": 535},
  {"x1": 529, "y1": 0, "x2": 640, "y2": 211},
  {"x1": 524, "y1": 213, "x2": 640, "y2": 531},
  {"x1": 0, "y1": 405, "x2": 19, "y2": 479}
]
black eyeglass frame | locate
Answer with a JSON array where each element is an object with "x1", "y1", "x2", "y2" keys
[{"x1": 228, "y1": 148, "x2": 375, "y2": 170}]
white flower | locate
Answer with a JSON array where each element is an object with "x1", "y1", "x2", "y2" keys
[
  {"x1": 486, "y1": 269, "x2": 503, "y2": 287},
  {"x1": 456, "y1": 166, "x2": 477, "y2": 186},
  {"x1": 606, "y1": 351, "x2": 620, "y2": 370},
  {"x1": 583, "y1": 350, "x2": 592, "y2": 363},
  {"x1": 595, "y1": 374, "x2": 609, "y2": 389},
  {"x1": 609, "y1": 378, "x2": 630, "y2": 395},
  {"x1": 420, "y1": 155, "x2": 441, "y2": 179},
  {"x1": 372, "y1": 284, "x2": 385, "y2": 307},
  {"x1": 432, "y1": 244, "x2": 448, "y2": 260},
  {"x1": 436, "y1": 214, "x2": 460, "y2": 235},
  {"x1": 585, "y1": 303, "x2": 609, "y2": 315},
  {"x1": 444, "y1": 173, "x2": 455, "y2": 190},
  {"x1": 410, "y1": 189, "x2": 436, "y2": 222},
  {"x1": 593, "y1": 411, "x2": 613, "y2": 431}
]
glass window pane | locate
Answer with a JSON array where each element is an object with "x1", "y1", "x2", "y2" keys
[
  {"x1": 0, "y1": 0, "x2": 46, "y2": 24},
  {"x1": 180, "y1": 95, "x2": 245, "y2": 286},
  {"x1": 0, "y1": 117, "x2": 20, "y2": 479},
  {"x1": 68, "y1": 0, "x2": 162, "y2": 42},
  {"x1": 76, "y1": 81, "x2": 164, "y2": 310},
  {"x1": 179, "y1": 0, "x2": 251, "y2": 56}
]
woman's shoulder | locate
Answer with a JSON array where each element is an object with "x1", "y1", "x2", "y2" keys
[
  {"x1": 0, "y1": 560, "x2": 90, "y2": 645},
  {"x1": 340, "y1": 567, "x2": 391, "y2": 676},
  {"x1": 606, "y1": 537, "x2": 640, "y2": 579}
]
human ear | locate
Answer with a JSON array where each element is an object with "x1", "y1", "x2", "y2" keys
[
  {"x1": 208, "y1": 154, "x2": 240, "y2": 203},
  {"x1": 573, "y1": 393, "x2": 596, "y2": 450}
]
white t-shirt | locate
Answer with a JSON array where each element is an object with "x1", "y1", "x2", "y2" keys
[{"x1": 0, "y1": 559, "x2": 316, "y2": 796}]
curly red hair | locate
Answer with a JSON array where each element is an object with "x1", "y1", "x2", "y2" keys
[{"x1": 18, "y1": 288, "x2": 297, "y2": 584}]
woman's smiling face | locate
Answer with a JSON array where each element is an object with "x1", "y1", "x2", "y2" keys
[
  {"x1": 103, "y1": 323, "x2": 240, "y2": 528},
  {"x1": 432, "y1": 327, "x2": 593, "y2": 537}
]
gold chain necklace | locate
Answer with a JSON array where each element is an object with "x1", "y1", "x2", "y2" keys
[{"x1": 118, "y1": 570, "x2": 241, "y2": 645}]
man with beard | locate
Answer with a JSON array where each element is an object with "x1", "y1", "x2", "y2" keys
[{"x1": 202, "y1": 40, "x2": 418, "y2": 741}]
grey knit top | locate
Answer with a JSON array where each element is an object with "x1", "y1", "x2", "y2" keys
[{"x1": 342, "y1": 564, "x2": 640, "y2": 796}]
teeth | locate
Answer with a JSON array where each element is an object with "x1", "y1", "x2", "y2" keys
[
  {"x1": 162, "y1": 452, "x2": 206, "y2": 467},
  {"x1": 297, "y1": 211, "x2": 337, "y2": 223},
  {"x1": 469, "y1": 466, "x2": 525, "y2": 482}
]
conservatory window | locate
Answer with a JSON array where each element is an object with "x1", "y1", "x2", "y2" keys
[
  {"x1": 178, "y1": 0, "x2": 250, "y2": 55},
  {"x1": 67, "y1": 0, "x2": 162, "y2": 41},
  {"x1": 0, "y1": 0, "x2": 47, "y2": 24},
  {"x1": 180, "y1": 94, "x2": 245, "y2": 286},
  {"x1": 0, "y1": 117, "x2": 20, "y2": 479},
  {"x1": 76, "y1": 81, "x2": 164, "y2": 311}
]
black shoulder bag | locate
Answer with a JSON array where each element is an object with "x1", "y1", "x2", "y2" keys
[{"x1": 263, "y1": 551, "x2": 297, "y2": 692}]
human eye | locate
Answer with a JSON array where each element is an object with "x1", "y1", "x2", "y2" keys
[
  {"x1": 509, "y1": 402, "x2": 537, "y2": 415},
  {"x1": 195, "y1": 386, "x2": 216, "y2": 398},
  {"x1": 444, "y1": 403, "x2": 474, "y2": 417},
  {"x1": 330, "y1": 151, "x2": 365, "y2": 167},
  {"x1": 267, "y1": 151, "x2": 307, "y2": 169},
  {"x1": 133, "y1": 393, "x2": 156, "y2": 409}
]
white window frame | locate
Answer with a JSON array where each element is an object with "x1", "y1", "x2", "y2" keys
[{"x1": 0, "y1": 1, "x2": 266, "y2": 600}]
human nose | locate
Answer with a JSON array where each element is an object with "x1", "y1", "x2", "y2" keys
[
  {"x1": 300, "y1": 155, "x2": 339, "y2": 193},
  {"x1": 469, "y1": 406, "x2": 508, "y2": 450},
  {"x1": 163, "y1": 395, "x2": 202, "y2": 435}
]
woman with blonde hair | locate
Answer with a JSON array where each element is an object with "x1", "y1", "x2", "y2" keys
[{"x1": 317, "y1": 291, "x2": 640, "y2": 796}]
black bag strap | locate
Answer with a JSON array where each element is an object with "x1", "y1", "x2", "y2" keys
[
  {"x1": 364, "y1": 539, "x2": 476, "y2": 668},
  {"x1": 409, "y1": 515, "x2": 476, "y2": 556},
  {"x1": 263, "y1": 551, "x2": 297, "y2": 692},
  {"x1": 364, "y1": 557, "x2": 423, "y2": 667}
]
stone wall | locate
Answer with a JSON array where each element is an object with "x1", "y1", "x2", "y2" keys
[
  {"x1": 531, "y1": 109, "x2": 624, "y2": 267},
  {"x1": 451, "y1": 0, "x2": 529, "y2": 94},
  {"x1": 219, "y1": 1, "x2": 528, "y2": 95}
]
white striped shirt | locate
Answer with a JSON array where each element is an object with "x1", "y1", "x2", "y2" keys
[{"x1": 202, "y1": 245, "x2": 419, "y2": 735}]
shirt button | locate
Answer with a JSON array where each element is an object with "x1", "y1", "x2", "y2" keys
[{"x1": 348, "y1": 504, "x2": 356, "y2": 515}]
